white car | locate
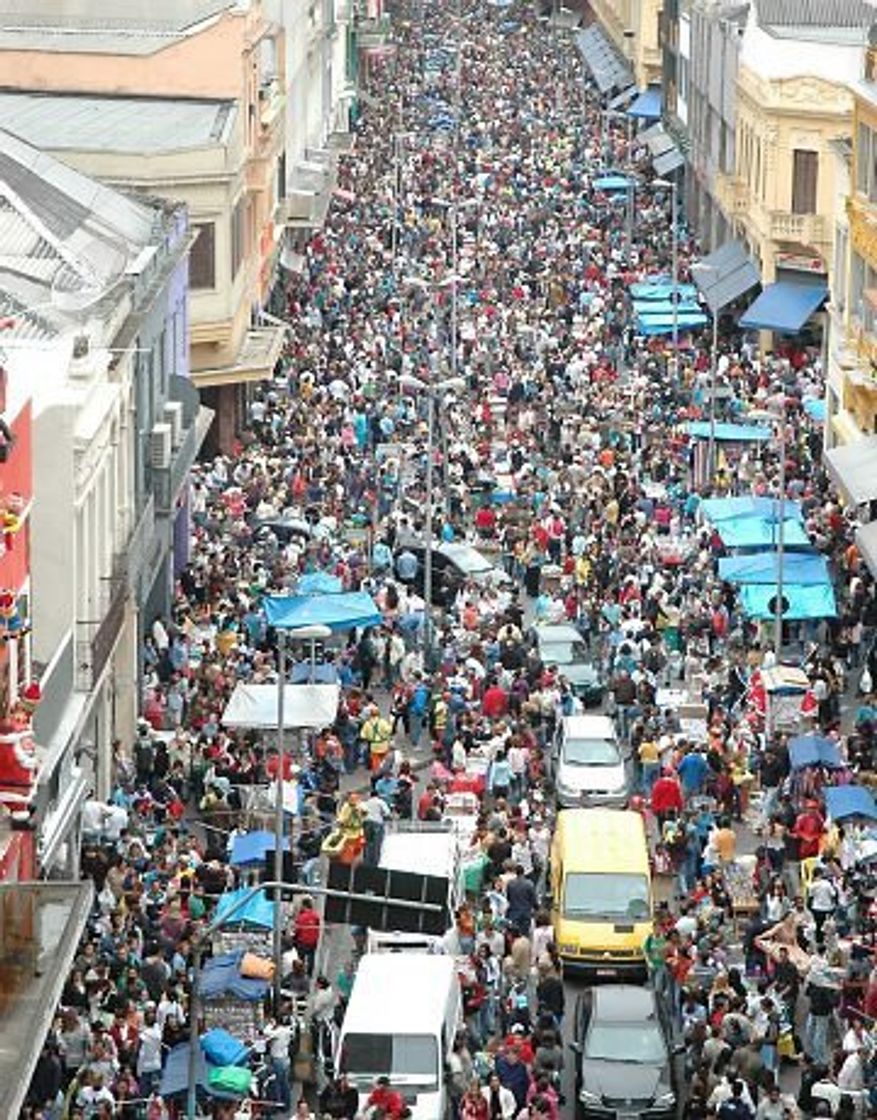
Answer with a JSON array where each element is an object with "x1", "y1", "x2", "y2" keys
[{"x1": 552, "y1": 715, "x2": 631, "y2": 809}]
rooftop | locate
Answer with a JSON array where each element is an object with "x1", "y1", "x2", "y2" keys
[
  {"x1": 0, "y1": 92, "x2": 237, "y2": 154},
  {"x1": 0, "y1": 0, "x2": 242, "y2": 54},
  {"x1": 756, "y1": 0, "x2": 876, "y2": 40},
  {"x1": 0, "y1": 127, "x2": 161, "y2": 339}
]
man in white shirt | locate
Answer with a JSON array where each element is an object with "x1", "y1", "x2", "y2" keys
[
  {"x1": 361, "y1": 792, "x2": 392, "y2": 866},
  {"x1": 264, "y1": 1018, "x2": 293, "y2": 1110}
]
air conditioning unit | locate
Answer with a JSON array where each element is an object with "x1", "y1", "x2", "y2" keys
[
  {"x1": 163, "y1": 401, "x2": 183, "y2": 448},
  {"x1": 150, "y1": 423, "x2": 172, "y2": 470}
]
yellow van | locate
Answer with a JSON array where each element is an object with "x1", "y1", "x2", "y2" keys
[{"x1": 550, "y1": 808, "x2": 652, "y2": 978}]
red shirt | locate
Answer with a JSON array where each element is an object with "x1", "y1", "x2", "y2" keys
[
  {"x1": 651, "y1": 776, "x2": 683, "y2": 813},
  {"x1": 367, "y1": 1086, "x2": 405, "y2": 1119},
  {"x1": 482, "y1": 686, "x2": 508, "y2": 719},
  {"x1": 294, "y1": 908, "x2": 321, "y2": 949}
]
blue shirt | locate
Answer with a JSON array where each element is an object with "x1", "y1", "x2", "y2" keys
[{"x1": 677, "y1": 751, "x2": 709, "y2": 794}]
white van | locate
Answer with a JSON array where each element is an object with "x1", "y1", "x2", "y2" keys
[
  {"x1": 338, "y1": 954, "x2": 462, "y2": 1120},
  {"x1": 552, "y1": 713, "x2": 631, "y2": 808}
]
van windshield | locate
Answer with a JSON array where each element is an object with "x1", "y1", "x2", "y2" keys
[
  {"x1": 563, "y1": 872, "x2": 650, "y2": 922},
  {"x1": 341, "y1": 1033, "x2": 439, "y2": 1089},
  {"x1": 563, "y1": 738, "x2": 620, "y2": 766}
]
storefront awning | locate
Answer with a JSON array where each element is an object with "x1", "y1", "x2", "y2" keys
[
  {"x1": 739, "y1": 280, "x2": 827, "y2": 333},
  {"x1": 1, "y1": 881, "x2": 94, "y2": 1118},
  {"x1": 575, "y1": 24, "x2": 633, "y2": 93},
  {"x1": 628, "y1": 86, "x2": 662, "y2": 120},
  {"x1": 824, "y1": 434, "x2": 877, "y2": 505},
  {"x1": 653, "y1": 147, "x2": 684, "y2": 176},
  {"x1": 193, "y1": 325, "x2": 286, "y2": 389},
  {"x1": 607, "y1": 85, "x2": 637, "y2": 109},
  {"x1": 856, "y1": 520, "x2": 877, "y2": 577},
  {"x1": 691, "y1": 240, "x2": 760, "y2": 315}
]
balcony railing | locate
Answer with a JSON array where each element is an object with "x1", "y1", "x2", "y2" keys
[
  {"x1": 356, "y1": 13, "x2": 391, "y2": 48},
  {"x1": 75, "y1": 558, "x2": 128, "y2": 693},
  {"x1": 769, "y1": 212, "x2": 827, "y2": 245}
]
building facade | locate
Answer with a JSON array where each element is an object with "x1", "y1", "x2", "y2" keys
[
  {"x1": 713, "y1": 1, "x2": 868, "y2": 289},
  {"x1": 0, "y1": 0, "x2": 288, "y2": 453},
  {"x1": 0, "y1": 128, "x2": 195, "y2": 875}
]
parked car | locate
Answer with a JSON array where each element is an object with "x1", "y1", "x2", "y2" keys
[
  {"x1": 551, "y1": 715, "x2": 631, "y2": 808},
  {"x1": 571, "y1": 985, "x2": 680, "y2": 1120},
  {"x1": 531, "y1": 623, "x2": 604, "y2": 706}
]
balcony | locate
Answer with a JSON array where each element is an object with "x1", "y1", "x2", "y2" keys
[
  {"x1": 714, "y1": 172, "x2": 750, "y2": 217},
  {"x1": 768, "y1": 212, "x2": 827, "y2": 247}
]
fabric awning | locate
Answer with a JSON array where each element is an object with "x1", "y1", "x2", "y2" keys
[
  {"x1": 856, "y1": 520, "x2": 877, "y2": 576},
  {"x1": 192, "y1": 326, "x2": 286, "y2": 388},
  {"x1": 684, "y1": 421, "x2": 772, "y2": 443},
  {"x1": 575, "y1": 24, "x2": 633, "y2": 92},
  {"x1": 691, "y1": 240, "x2": 760, "y2": 314},
  {"x1": 264, "y1": 590, "x2": 382, "y2": 631},
  {"x1": 718, "y1": 552, "x2": 829, "y2": 585},
  {"x1": 825, "y1": 434, "x2": 877, "y2": 505},
  {"x1": 825, "y1": 785, "x2": 877, "y2": 822},
  {"x1": 653, "y1": 148, "x2": 684, "y2": 176},
  {"x1": 739, "y1": 280, "x2": 828, "y2": 333},
  {"x1": 738, "y1": 581, "x2": 837, "y2": 620},
  {"x1": 789, "y1": 735, "x2": 843, "y2": 770},
  {"x1": 607, "y1": 85, "x2": 637, "y2": 109},
  {"x1": 593, "y1": 174, "x2": 633, "y2": 192},
  {"x1": 628, "y1": 86, "x2": 662, "y2": 120}
]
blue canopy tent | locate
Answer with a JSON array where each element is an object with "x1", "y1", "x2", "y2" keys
[
  {"x1": 825, "y1": 785, "x2": 877, "y2": 822},
  {"x1": 684, "y1": 421, "x2": 772, "y2": 442},
  {"x1": 627, "y1": 86, "x2": 662, "y2": 121},
  {"x1": 630, "y1": 281, "x2": 699, "y2": 302},
  {"x1": 739, "y1": 281, "x2": 828, "y2": 334},
  {"x1": 297, "y1": 571, "x2": 343, "y2": 595},
  {"x1": 803, "y1": 398, "x2": 827, "y2": 423},
  {"x1": 715, "y1": 517, "x2": 812, "y2": 550},
  {"x1": 230, "y1": 830, "x2": 290, "y2": 868},
  {"x1": 593, "y1": 175, "x2": 634, "y2": 193},
  {"x1": 635, "y1": 310, "x2": 709, "y2": 335},
  {"x1": 264, "y1": 591, "x2": 382, "y2": 632},
  {"x1": 632, "y1": 298, "x2": 705, "y2": 316},
  {"x1": 738, "y1": 581, "x2": 837, "y2": 621},
  {"x1": 212, "y1": 889, "x2": 276, "y2": 931},
  {"x1": 718, "y1": 552, "x2": 829, "y2": 585},
  {"x1": 789, "y1": 735, "x2": 843, "y2": 770},
  {"x1": 701, "y1": 496, "x2": 803, "y2": 523}
]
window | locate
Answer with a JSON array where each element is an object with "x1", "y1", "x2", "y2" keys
[
  {"x1": 834, "y1": 225, "x2": 848, "y2": 313},
  {"x1": 189, "y1": 223, "x2": 216, "y2": 290},
  {"x1": 791, "y1": 149, "x2": 818, "y2": 215},
  {"x1": 857, "y1": 123, "x2": 870, "y2": 193},
  {"x1": 231, "y1": 197, "x2": 246, "y2": 280},
  {"x1": 562, "y1": 872, "x2": 651, "y2": 921}
]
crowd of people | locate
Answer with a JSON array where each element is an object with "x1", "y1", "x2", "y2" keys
[{"x1": 19, "y1": 0, "x2": 877, "y2": 1117}]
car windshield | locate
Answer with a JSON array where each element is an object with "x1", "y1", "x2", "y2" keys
[
  {"x1": 563, "y1": 738, "x2": 620, "y2": 767},
  {"x1": 585, "y1": 1020, "x2": 666, "y2": 1063},
  {"x1": 341, "y1": 1033, "x2": 438, "y2": 1089},
  {"x1": 541, "y1": 640, "x2": 590, "y2": 665},
  {"x1": 563, "y1": 872, "x2": 651, "y2": 921}
]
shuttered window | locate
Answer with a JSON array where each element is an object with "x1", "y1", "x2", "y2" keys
[{"x1": 791, "y1": 149, "x2": 818, "y2": 215}]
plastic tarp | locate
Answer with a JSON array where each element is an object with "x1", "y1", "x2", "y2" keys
[
  {"x1": 738, "y1": 581, "x2": 837, "y2": 621},
  {"x1": 718, "y1": 552, "x2": 829, "y2": 585},
  {"x1": 297, "y1": 571, "x2": 343, "y2": 594},
  {"x1": 789, "y1": 735, "x2": 843, "y2": 771},
  {"x1": 691, "y1": 240, "x2": 760, "y2": 315},
  {"x1": 825, "y1": 785, "x2": 877, "y2": 822},
  {"x1": 264, "y1": 591, "x2": 382, "y2": 631},
  {"x1": 230, "y1": 830, "x2": 290, "y2": 867},
  {"x1": 685, "y1": 421, "x2": 772, "y2": 442},
  {"x1": 211, "y1": 893, "x2": 276, "y2": 935},
  {"x1": 632, "y1": 298, "x2": 704, "y2": 316},
  {"x1": 290, "y1": 662, "x2": 339, "y2": 684},
  {"x1": 221, "y1": 682, "x2": 339, "y2": 729},
  {"x1": 160, "y1": 1044, "x2": 233, "y2": 1100},
  {"x1": 739, "y1": 281, "x2": 828, "y2": 333},
  {"x1": 628, "y1": 86, "x2": 662, "y2": 120},
  {"x1": 701, "y1": 496, "x2": 803, "y2": 523},
  {"x1": 716, "y1": 517, "x2": 812, "y2": 550}
]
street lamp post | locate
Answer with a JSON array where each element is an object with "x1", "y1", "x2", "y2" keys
[{"x1": 749, "y1": 405, "x2": 787, "y2": 659}]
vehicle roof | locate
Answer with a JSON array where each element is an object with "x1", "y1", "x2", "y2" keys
[
  {"x1": 561, "y1": 714, "x2": 616, "y2": 738},
  {"x1": 535, "y1": 624, "x2": 583, "y2": 642},
  {"x1": 554, "y1": 809, "x2": 649, "y2": 873},
  {"x1": 592, "y1": 984, "x2": 658, "y2": 1022},
  {"x1": 341, "y1": 954, "x2": 457, "y2": 1036},
  {"x1": 379, "y1": 832, "x2": 456, "y2": 881}
]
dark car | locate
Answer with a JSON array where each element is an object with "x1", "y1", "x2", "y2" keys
[
  {"x1": 571, "y1": 985, "x2": 680, "y2": 1120},
  {"x1": 394, "y1": 541, "x2": 510, "y2": 608},
  {"x1": 530, "y1": 624, "x2": 604, "y2": 707}
]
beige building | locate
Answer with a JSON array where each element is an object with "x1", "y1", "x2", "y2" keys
[
  {"x1": 0, "y1": 0, "x2": 288, "y2": 451},
  {"x1": 713, "y1": 1, "x2": 866, "y2": 289},
  {"x1": 588, "y1": 0, "x2": 663, "y2": 88}
]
